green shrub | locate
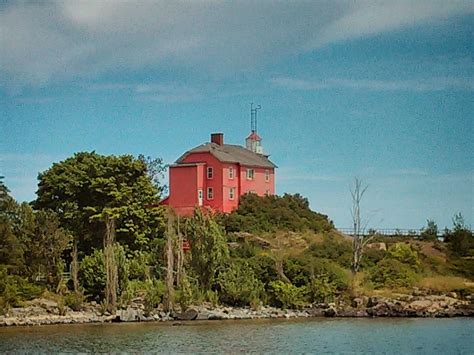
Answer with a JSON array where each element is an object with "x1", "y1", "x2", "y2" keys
[
  {"x1": 308, "y1": 275, "x2": 337, "y2": 303},
  {"x1": 128, "y1": 251, "x2": 151, "y2": 281},
  {"x1": 269, "y1": 280, "x2": 308, "y2": 309},
  {"x1": 0, "y1": 266, "x2": 43, "y2": 311},
  {"x1": 175, "y1": 275, "x2": 197, "y2": 310},
  {"x1": 367, "y1": 259, "x2": 418, "y2": 289},
  {"x1": 217, "y1": 261, "x2": 264, "y2": 306},
  {"x1": 248, "y1": 253, "x2": 279, "y2": 286},
  {"x1": 386, "y1": 243, "x2": 421, "y2": 271},
  {"x1": 80, "y1": 245, "x2": 129, "y2": 300},
  {"x1": 63, "y1": 291, "x2": 85, "y2": 311},
  {"x1": 220, "y1": 193, "x2": 333, "y2": 234},
  {"x1": 308, "y1": 236, "x2": 352, "y2": 268},
  {"x1": 80, "y1": 249, "x2": 106, "y2": 300},
  {"x1": 144, "y1": 279, "x2": 166, "y2": 313}
]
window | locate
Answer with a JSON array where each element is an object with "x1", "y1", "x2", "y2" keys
[
  {"x1": 246, "y1": 168, "x2": 254, "y2": 180},
  {"x1": 229, "y1": 187, "x2": 235, "y2": 200},
  {"x1": 265, "y1": 169, "x2": 270, "y2": 182},
  {"x1": 207, "y1": 166, "x2": 213, "y2": 179},
  {"x1": 228, "y1": 167, "x2": 234, "y2": 179},
  {"x1": 198, "y1": 189, "x2": 203, "y2": 206},
  {"x1": 207, "y1": 187, "x2": 214, "y2": 200}
]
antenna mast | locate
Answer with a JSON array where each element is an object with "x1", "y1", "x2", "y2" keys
[{"x1": 250, "y1": 103, "x2": 261, "y2": 133}]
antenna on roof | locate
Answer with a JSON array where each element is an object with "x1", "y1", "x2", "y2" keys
[{"x1": 250, "y1": 103, "x2": 261, "y2": 133}]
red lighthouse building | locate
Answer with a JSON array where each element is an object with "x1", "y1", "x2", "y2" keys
[{"x1": 163, "y1": 126, "x2": 276, "y2": 216}]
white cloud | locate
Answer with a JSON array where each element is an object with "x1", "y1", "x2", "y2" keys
[
  {"x1": 1, "y1": 1, "x2": 472, "y2": 90},
  {"x1": 270, "y1": 76, "x2": 473, "y2": 92}
]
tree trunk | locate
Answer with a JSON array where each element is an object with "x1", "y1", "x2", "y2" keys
[
  {"x1": 104, "y1": 215, "x2": 118, "y2": 313},
  {"x1": 164, "y1": 212, "x2": 175, "y2": 312},
  {"x1": 71, "y1": 240, "x2": 79, "y2": 292}
]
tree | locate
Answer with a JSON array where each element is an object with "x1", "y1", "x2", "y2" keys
[
  {"x1": 445, "y1": 213, "x2": 473, "y2": 257},
  {"x1": 350, "y1": 178, "x2": 373, "y2": 275},
  {"x1": 420, "y1": 219, "x2": 438, "y2": 240},
  {"x1": 186, "y1": 208, "x2": 229, "y2": 291},
  {"x1": 35, "y1": 152, "x2": 166, "y2": 254}
]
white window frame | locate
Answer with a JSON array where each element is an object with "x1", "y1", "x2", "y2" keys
[
  {"x1": 229, "y1": 187, "x2": 235, "y2": 200},
  {"x1": 207, "y1": 166, "x2": 213, "y2": 179},
  {"x1": 198, "y1": 189, "x2": 203, "y2": 206},
  {"x1": 228, "y1": 167, "x2": 234, "y2": 180},
  {"x1": 265, "y1": 169, "x2": 270, "y2": 182},
  {"x1": 246, "y1": 168, "x2": 254, "y2": 180},
  {"x1": 207, "y1": 187, "x2": 214, "y2": 200}
]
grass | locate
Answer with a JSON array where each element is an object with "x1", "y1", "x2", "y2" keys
[{"x1": 417, "y1": 275, "x2": 472, "y2": 293}]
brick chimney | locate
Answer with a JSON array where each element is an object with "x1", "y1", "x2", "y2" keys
[{"x1": 211, "y1": 133, "x2": 224, "y2": 146}]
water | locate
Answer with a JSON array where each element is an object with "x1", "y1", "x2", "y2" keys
[{"x1": 0, "y1": 318, "x2": 473, "y2": 353}]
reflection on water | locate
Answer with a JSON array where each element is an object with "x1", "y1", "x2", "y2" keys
[{"x1": 0, "y1": 318, "x2": 473, "y2": 353}]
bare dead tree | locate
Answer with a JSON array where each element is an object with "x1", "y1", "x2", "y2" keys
[
  {"x1": 71, "y1": 240, "x2": 79, "y2": 292},
  {"x1": 350, "y1": 178, "x2": 374, "y2": 275},
  {"x1": 175, "y1": 215, "x2": 184, "y2": 287},
  {"x1": 164, "y1": 211, "x2": 175, "y2": 312},
  {"x1": 104, "y1": 215, "x2": 118, "y2": 313}
]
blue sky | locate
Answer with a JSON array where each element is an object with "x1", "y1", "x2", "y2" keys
[{"x1": 1, "y1": 1, "x2": 473, "y2": 230}]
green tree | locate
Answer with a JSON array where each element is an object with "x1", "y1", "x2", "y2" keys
[
  {"x1": 420, "y1": 219, "x2": 438, "y2": 240},
  {"x1": 217, "y1": 260, "x2": 263, "y2": 306},
  {"x1": 186, "y1": 209, "x2": 229, "y2": 291},
  {"x1": 34, "y1": 152, "x2": 166, "y2": 254},
  {"x1": 445, "y1": 213, "x2": 473, "y2": 257}
]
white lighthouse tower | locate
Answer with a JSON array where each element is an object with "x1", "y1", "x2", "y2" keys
[{"x1": 245, "y1": 103, "x2": 264, "y2": 155}]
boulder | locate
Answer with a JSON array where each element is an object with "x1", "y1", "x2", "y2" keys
[{"x1": 174, "y1": 308, "x2": 198, "y2": 321}]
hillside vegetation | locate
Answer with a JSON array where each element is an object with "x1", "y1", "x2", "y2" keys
[{"x1": 1, "y1": 152, "x2": 473, "y2": 314}]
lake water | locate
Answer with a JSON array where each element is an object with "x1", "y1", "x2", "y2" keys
[{"x1": 1, "y1": 318, "x2": 473, "y2": 353}]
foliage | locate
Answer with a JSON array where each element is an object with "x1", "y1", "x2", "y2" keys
[
  {"x1": 143, "y1": 279, "x2": 166, "y2": 313},
  {"x1": 444, "y1": 213, "x2": 473, "y2": 257},
  {"x1": 80, "y1": 245, "x2": 129, "y2": 300},
  {"x1": 175, "y1": 275, "x2": 197, "y2": 310},
  {"x1": 308, "y1": 236, "x2": 352, "y2": 268},
  {"x1": 247, "y1": 253, "x2": 279, "y2": 286},
  {"x1": 34, "y1": 152, "x2": 166, "y2": 253},
  {"x1": 420, "y1": 219, "x2": 438, "y2": 241},
  {"x1": 284, "y1": 256, "x2": 349, "y2": 292},
  {"x1": 128, "y1": 251, "x2": 151, "y2": 281},
  {"x1": 80, "y1": 249, "x2": 106, "y2": 300},
  {"x1": 63, "y1": 291, "x2": 85, "y2": 311},
  {"x1": 367, "y1": 259, "x2": 419, "y2": 289},
  {"x1": 268, "y1": 280, "x2": 308, "y2": 309},
  {"x1": 308, "y1": 275, "x2": 337, "y2": 303},
  {"x1": 186, "y1": 209, "x2": 229, "y2": 291},
  {"x1": 386, "y1": 243, "x2": 421, "y2": 271},
  {"x1": 0, "y1": 266, "x2": 43, "y2": 310},
  {"x1": 220, "y1": 193, "x2": 333, "y2": 234},
  {"x1": 217, "y1": 260, "x2": 264, "y2": 306}
]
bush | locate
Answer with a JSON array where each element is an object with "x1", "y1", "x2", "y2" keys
[
  {"x1": 284, "y1": 256, "x2": 349, "y2": 292},
  {"x1": 80, "y1": 245, "x2": 129, "y2": 301},
  {"x1": 269, "y1": 280, "x2": 308, "y2": 309},
  {"x1": 0, "y1": 266, "x2": 43, "y2": 311},
  {"x1": 367, "y1": 259, "x2": 418, "y2": 289},
  {"x1": 128, "y1": 251, "x2": 151, "y2": 281},
  {"x1": 144, "y1": 279, "x2": 166, "y2": 313},
  {"x1": 220, "y1": 193, "x2": 333, "y2": 234},
  {"x1": 386, "y1": 243, "x2": 421, "y2": 271},
  {"x1": 217, "y1": 261, "x2": 264, "y2": 306},
  {"x1": 308, "y1": 236, "x2": 352, "y2": 268},
  {"x1": 80, "y1": 249, "x2": 106, "y2": 300},
  {"x1": 63, "y1": 291, "x2": 85, "y2": 311}
]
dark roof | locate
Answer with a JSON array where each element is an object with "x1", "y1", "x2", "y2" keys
[{"x1": 176, "y1": 143, "x2": 277, "y2": 168}]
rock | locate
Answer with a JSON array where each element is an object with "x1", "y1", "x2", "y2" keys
[
  {"x1": 367, "y1": 297, "x2": 378, "y2": 308},
  {"x1": 174, "y1": 308, "x2": 198, "y2": 321},
  {"x1": 352, "y1": 298, "x2": 364, "y2": 308},
  {"x1": 207, "y1": 310, "x2": 229, "y2": 320},
  {"x1": 324, "y1": 307, "x2": 337, "y2": 317},
  {"x1": 117, "y1": 308, "x2": 143, "y2": 322},
  {"x1": 448, "y1": 292, "x2": 458, "y2": 299}
]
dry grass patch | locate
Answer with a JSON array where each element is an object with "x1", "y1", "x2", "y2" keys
[{"x1": 418, "y1": 276, "x2": 471, "y2": 293}]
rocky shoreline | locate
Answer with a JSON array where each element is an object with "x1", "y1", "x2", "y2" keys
[{"x1": 1, "y1": 294, "x2": 473, "y2": 327}]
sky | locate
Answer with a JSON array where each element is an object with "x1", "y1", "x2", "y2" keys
[{"x1": 1, "y1": 1, "x2": 473, "y2": 230}]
